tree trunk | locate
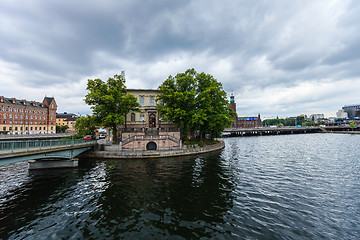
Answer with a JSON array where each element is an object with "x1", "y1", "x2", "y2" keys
[
  {"x1": 112, "y1": 125, "x2": 118, "y2": 144},
  {"x1": 187, "y1": 126, "x2": 191, "y2": 140}
]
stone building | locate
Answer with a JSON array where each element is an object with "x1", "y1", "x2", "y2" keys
[
  {"x1": 0, "y1": 96, "x2": 57, "y2": 135},
  {"x1": 120, "y1": 89, "x2": 181, "y2": 150}
]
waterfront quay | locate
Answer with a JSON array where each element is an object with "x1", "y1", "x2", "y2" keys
[{"x1": 82, "y1": 141, "x2": 225, "y2": 159}]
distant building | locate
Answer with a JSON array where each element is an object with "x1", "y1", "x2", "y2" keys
[
  {"x1": 229, "y1": 93, "x2": 262, "y2": 128},
  {"x1": 56, "y1": 112, "x2": 79, "y2": 132},
  {"x1": 336, "y1": 109, "x2": 348, "y2": 119},
  {"x1": 120, "y1": 89, "x2": 181, "y2": 150},
  {"x1": 0, "y1": 96, "x2": 57, "y2": 135},
  {"x1": 341, "y1": 104, "x2": 360, "y2": 119},
  {"x1": 236, "y1": 115, "x2": 262, "y2": 128},
  {"x1": 309, "y1": 114, "x2": 324, "y2": 120},
  {"x1": 309, "y1": 114, "x2": 325, "y2": 123}
]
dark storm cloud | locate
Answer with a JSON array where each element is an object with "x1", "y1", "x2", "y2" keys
[{"x1": 1, "y1": 0, "x2": 359, "y2": 116}]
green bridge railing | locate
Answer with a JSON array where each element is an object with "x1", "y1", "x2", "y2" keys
[{"x1": 0, "y1": 139, "x2": 95, "y2": 153}]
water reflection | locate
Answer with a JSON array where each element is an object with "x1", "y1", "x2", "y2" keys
[{"x1": 88, "y1": 153, "x2": 235, "y2": 239}]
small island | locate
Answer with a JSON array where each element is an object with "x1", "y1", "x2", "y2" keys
[{"x1": 77, "y1": 69, "x2": 233, "y2": 158}]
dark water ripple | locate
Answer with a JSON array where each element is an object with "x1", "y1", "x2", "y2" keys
[{"x1": 1, "y1": 133, "x2": 359, "y2": 239}]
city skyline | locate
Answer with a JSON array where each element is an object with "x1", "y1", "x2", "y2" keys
[{"x1": 1, "y1": 0, "x2": 360, "y2": 118}]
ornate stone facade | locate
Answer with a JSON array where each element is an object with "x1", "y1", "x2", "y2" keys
[{"x1": 120, "y1": 89, "x2": 181, "y2": 150}]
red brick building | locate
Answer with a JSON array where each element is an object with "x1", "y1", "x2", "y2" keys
[
  {"x1": 230, "y1": 93, "x2": 262, "y2": 128},
  {"x1": 0, "y1": 96, "x2": 57, "y2": 135}
]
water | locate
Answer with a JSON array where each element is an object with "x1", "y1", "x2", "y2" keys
[{"x1": 1, "y1": 133, "x2": 359, "y2": 239}]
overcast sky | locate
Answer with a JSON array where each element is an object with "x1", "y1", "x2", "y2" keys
[{"x1": 1, "y1": 0, "x2": 360, "y2": 118}]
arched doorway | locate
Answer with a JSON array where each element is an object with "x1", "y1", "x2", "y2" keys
[
  {"x1": 146, "y1": 141, "x2": 157, "y2": 150},
  {"x1": 149, "y1": 113, "x2": 156, "y2": 128}
]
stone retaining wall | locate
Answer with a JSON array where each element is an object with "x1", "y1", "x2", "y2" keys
[{"x1": 83, "y1": 141, "x2": 225, "y2": 159}]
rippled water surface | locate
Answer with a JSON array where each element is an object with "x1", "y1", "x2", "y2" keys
[{"x1": 1, "y1": 133, "x2": 360, "y2": 239}]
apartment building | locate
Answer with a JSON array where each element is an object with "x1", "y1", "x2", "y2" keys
[{"x1": 0, "y1": 96, "x2": 57, "y2": 135}]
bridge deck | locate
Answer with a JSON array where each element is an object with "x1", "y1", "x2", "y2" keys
[{"x1": 0, "y1": 139, "x2": 95, "y2": 166}]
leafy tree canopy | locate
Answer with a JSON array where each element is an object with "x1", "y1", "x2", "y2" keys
[
  {"x1": 75, "y1": 115, "x2": 98, "y2": 136},
  {"x1": 56, "y1": 125, "x2": 69, "y2": 133},
  {"x1": 157, "y1": 68, "x2": 233, "y2": 140},
  {"x1": 84, "y1": 74, "x2": 140, "y2": 142}
]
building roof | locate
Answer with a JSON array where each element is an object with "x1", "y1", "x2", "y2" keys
[
  {"x1": 237, "y1": 117, "x2": 260, "y2": 121},
  {"x1": 127, "y1": 89, "x2": 160, "y2": 92},
  {"x1": 44, "y1": 97, "x2": 55, "y2": 106},
  {"x1": 343, "y1": 104, "x2": 360, "y2": 108},
  {"x1": 0, "y1": 96, "x2": 47, "y2": 109},
  {"x1": 56, "y1": 112, "x2": 79, "y2": 121}
]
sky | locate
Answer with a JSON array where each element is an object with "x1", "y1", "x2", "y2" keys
[{"x1": 1, "y1": 0, "x2": 360, "y2": 119}]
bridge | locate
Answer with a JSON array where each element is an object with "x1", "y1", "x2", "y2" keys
[
  {"x1": 222, "y1": 127, "x2": 322, "y2": 137},
  {"x1": 222, "y1": 126, "x2": 359, "y2": 137},
  {"x1": 0, "y1": 139, "x2": 95, "y2": 169}
]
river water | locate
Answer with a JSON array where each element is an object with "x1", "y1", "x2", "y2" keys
[{"x1": 1, "y1": 133, "x2": 359, "y2": 239}]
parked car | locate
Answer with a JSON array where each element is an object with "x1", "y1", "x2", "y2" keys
[
  {"x1": 84, "y1": 135, "x2": 94, "y2": 140},
  {"x1": 99, "y1": 134, "x2": 106, "y2": 139}
]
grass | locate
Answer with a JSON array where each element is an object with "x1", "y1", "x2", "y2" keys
[{"x1": 183, "y1": 138, "x2": 220, "y2": 148}]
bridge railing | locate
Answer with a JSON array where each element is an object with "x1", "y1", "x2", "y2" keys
[{"x1": 0, "y1": 139, "x2": 94, "y2": 153}]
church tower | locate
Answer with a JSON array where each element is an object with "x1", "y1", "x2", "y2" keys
[{"x1": 230, "y1": 93, "x2": 236, "y2": 114}]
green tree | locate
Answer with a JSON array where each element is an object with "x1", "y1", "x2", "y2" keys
[
  {"x1": 85, "y1": 74, "x2": 140, "y2": 143},
  {"x1": 56, "y1": 125, "x2": 69, "y2": 133},
  {"x1": 157, "y1": 69, "x2": 197, "y2": 139},
  {"x1": 195, "y1": 72, "x2": 233, "y2": 139},
  {"x1": 157, "y1": 68, "x2": 233, "y2": 140},
  {"x1": 350, "y1": 122, "x2": 356, "y2": 131},
  {"x1": 75, "y1": 115, "x2": 98, "y2": 136}
]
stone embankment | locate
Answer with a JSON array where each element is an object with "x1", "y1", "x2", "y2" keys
[
  {"x1": 82, "y1": 141, "x2": 225, "y2": 159},
  {"x1": 322, "y1": 130, "x2": 360, "y2": 134}
]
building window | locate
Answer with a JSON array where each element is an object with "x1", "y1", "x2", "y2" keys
[
  {"x1": 131, "y1": 113, "x2": 135, "y2": 122},
  {"x1": 35, "y1": 127, "x2": 37, "y2": 130},
  {"x1": 9, "y1": 127, "x2": 12, "y2": 131},
  {"x1": 140, "y1": 113, "x2": 145, "y2": 121},
  {"x1": 3, "y1": 127, "x2": 6, "y2": 131},
  {"x1": 140, "y1": 96, "x2": 144, "y2": 106},
  {"x1": 30, "y1": 127, "x2": 33, "y2": 130},
  {"x1": 15, "y1": 127, "x2": 18, "y2": 131},
  {"x1": 150, "y1": 97, "x2": 155, "y2": 106},
  {"x1": 3, "y1": 114, "x2": 6, "y2": 119}
]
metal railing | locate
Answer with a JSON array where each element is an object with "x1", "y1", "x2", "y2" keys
[{"x1": 0, "y1": 139, "x2": 94, "y2": 153}]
